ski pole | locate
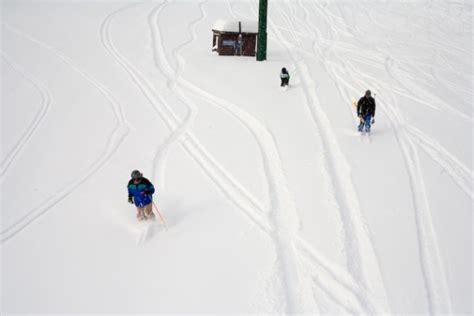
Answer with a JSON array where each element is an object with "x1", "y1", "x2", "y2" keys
[{"x1": 152, "y1": 201, "x2": 168, "y2": 231}]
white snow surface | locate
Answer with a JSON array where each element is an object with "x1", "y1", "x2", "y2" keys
[
  {"x1": 212, "y1": 19, "x2": 258, "y2": 33},
  {"x1": 1, "y1": 0, "x2": 472, "y2": 314}
]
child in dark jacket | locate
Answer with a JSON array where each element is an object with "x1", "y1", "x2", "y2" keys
[
  {"x1": 127, "y1": 170, "x2": 155, "y2": 221},
  {"x1": 280, "y1": 67, "x2": 290, "y2": 87}
]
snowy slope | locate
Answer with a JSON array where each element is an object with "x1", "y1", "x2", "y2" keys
[{"x1": 1, "y1": 0, "x2": 472, "y2": 314}]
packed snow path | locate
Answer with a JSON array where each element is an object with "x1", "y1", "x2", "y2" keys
[{"x1": 1, "y1": 0, "x2": 472, "y2": 314}]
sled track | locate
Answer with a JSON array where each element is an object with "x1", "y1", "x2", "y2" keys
[
  {"x1": 0, "y1": 52, "x2": 52, "y2": 179},
  {"x1": 1, "y1": 24, "x2": 130, "y2": 244}
]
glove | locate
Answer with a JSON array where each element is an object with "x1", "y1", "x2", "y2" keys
[
  {"x1": 371, "y1": 118, "x2": 375, "y2": 124},
  {"x1": 128, "y1": 196, "x2": 133, "y2": 204}
]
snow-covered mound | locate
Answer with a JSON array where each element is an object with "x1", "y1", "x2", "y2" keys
[
  {"x1": 1, "y1": 0, "x2": 472, "y2": 314},
  {"x1": 212, "y1": 19, "x2": 258, "y2": 33}
]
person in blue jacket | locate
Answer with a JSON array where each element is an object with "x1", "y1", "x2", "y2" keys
[{"x1": 127, "y1": 170, "x2": 155, "y2": 221}]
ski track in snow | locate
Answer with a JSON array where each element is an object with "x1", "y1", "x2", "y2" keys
[
  {"x1": 151, "y1": 0, "x2": 207, "y2": 191},
  {"x1": 151, "y1": 1, "x2": 316, "y2": 312},
  {"x1": 153, "y1": 0, "x2": 384, "y2": 312},
  {"x1": 364, "y1": 5, "x2": 472, "y2": 124},
  {"x1": 379, "y1": 87, "x2": 454, "y2": 315},
  {"x1": 406, "y1": 125, "x2": 473, "y2": 200},
  {"x1": 383, "y1": 55, "x2": 472, "y2": 124},
  {"x1": 1, "y1": 24, "x2": 131, "y2": 244},
  {"x1": 349, "y1": 57, "x2": 472, "y2": 201},
  {"x1": 309, "y1": 1, "x2": 457, "y2": 311},
  {"x1": 2, "y1": 1, "x2": 468, "y2": 313},
  {"x1": 106, "y1": 207, "x2": 159, "y2": 245},
  {"x1": 338, "y1": 46, "x2": 472, "y2": 201},
  {"x1": 0, "y1": 52, "x2": 52, "y2": 179},
  {"x1": 277, "y1": 1, "x2": 382, "y2": 310},
  {"x1": 263, "y1": 0, "x2": 390, "y2": 313},
  {"x1": 228, "y1": 0, "x2": 389, "y2": 313},
  {"x1": 295, "y1": 235, "x2": 380, "y2": 315},
  {"x1": 431, "y1": 52, "x2": 472, "y2": 99},
  {"x1": 326, "y1": 51, "x2": 457, "y2": 314},
  {"x1": 101, "y1": 2, "x2": 268, "y2": 231},
  {"x1": 232, "y1": 1, "x2": 380, "y2": 313}
]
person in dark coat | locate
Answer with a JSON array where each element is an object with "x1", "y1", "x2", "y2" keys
[
  {"x1": 234, "y1": 33, "x2": 243, "y2": 56},
  {"x1": 280, "y1": 67, "x2": 290, "y2": 87},
  {"x1": 357, "y1": 90, "x2": 376, "y2": 133},
  {"x1": 127, "y1": 170, "x2": 155, "y2": 221}
]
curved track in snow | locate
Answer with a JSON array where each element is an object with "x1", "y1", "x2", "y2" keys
[
  {"x1": 147, "y1": 1, "x2": 388, "y2": 312},
  {"x1": 1, "y1": 24, "x2": 130, "y2": 243},
  {"x1": 377, "y1": 84, "x2": 454, "y2": 315},
  {"x1": 150, "y1": 1, "x2": 315, "y2": 311},
  {"x1": 0, "y1": 52, "x2": 52, "y2": 179},
  {"x1": 303, "y1": 1, "x2": 458, "y2": 312},
  {"x1": 262, "y1": 1, "x2": 390, "y2": 313},
  {"x1": 2, "y1": 1, "x2": 469, "y2": 313},
  {"x1": 100, "y1": 2, "x2": 268, "y2": 230},
  {"x1": 224, "y1": 0, "x2": 391, "y2": 313}
]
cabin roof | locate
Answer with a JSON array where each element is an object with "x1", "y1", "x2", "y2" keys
[{"x1": 212, "y1": 19, "x2": 258, "y2": 33}]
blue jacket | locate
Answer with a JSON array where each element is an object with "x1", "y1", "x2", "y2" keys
[{"x1": 127, "y1": 177, "x2": 155, "y2": 207}]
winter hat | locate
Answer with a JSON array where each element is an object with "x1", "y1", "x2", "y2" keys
[{"x1": 131, "y1": 170, "x2": 143, "y2": 179}]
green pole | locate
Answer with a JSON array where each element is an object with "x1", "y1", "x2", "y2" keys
[{"x1": 256, "y1": 0, "x2": 268, "y2": 61}]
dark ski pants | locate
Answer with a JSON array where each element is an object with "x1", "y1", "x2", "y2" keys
[
  {"x1": 281, "y1": 78, "x2": 289, "y2": 86},
  {"x1": 358, "y1": 114, "x2": 372, "y2": 132}
]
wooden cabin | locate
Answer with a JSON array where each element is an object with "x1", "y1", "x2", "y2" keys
[{"x1": 212, "y1": 20, "x2": 258, "y2": 56}]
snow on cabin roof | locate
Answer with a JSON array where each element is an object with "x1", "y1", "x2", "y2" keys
[{"x1": 212, "y1": 19, "x2": 258, "y2": 33}]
